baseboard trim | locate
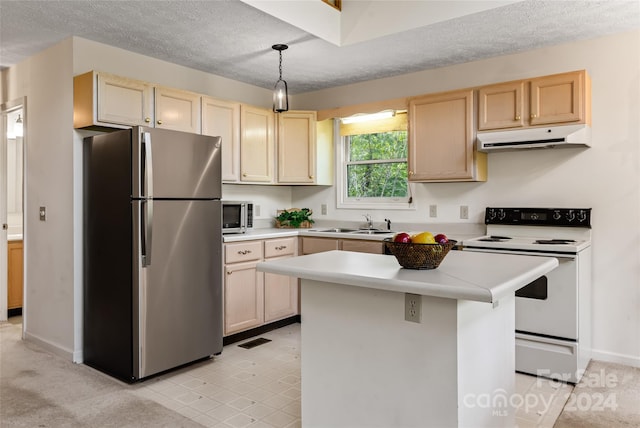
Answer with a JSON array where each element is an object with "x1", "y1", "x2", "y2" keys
[
  {"x1": 591, "y1": 349, "x2": 640, "y2": 368},
  {"x1": 223, "y1": 315, "x2": 300, "y2": 346},
  {"x1": 24, "y1": 331, "x2": 75, "y2": 362}
]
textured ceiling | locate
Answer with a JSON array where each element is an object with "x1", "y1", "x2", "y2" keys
[{"x1": 1, "y1": 0, "x2": 638, "y2": 94}]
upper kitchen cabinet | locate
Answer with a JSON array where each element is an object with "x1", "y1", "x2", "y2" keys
[
  {"x1": 202, "y1": 97, "x2": 241, "y2": 182},
  {"x1": 74, "y1": 71, "x2": 154, "y2": 129},
  {"x1": 408, "y1": 89, "x2": 486, "y2": 182},
  {"x1": 276, "y1": 111, "x2": 333, "y2": 185},
  {"x1": 154, "y1": 86, "x2": 201, "y2": 133},
  {"x1": 240, "y1": 105, "x2": 275, "y2": 183},
  {"x1": 277, "y1": 111, "x2": 316, "y2": 184},
  {"x1": 74, "y1": 71, "x2": 202, "y2": 133},
  {"x1": 478, "y1": 70, "x2": 590, "y2": 131}
]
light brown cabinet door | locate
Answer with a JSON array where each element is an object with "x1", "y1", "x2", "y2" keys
[
  {"x1": 202, "y1": 97, "x2": 241, "y2": 182},
  {"x1": 341, "y1": 240, "x2": 384, "y2": 254},
  {"x1": 73, "y1": 71, "x2": 154, "y2": 128},
  {"x1": 277, "y1": 111, "x2": 317, "y2": 183},
  {"x1": 409, "y1": 89, "x2": 485, "y2": 182},
  {"x1": 530, "y1": 71, "x2": 585, "y2": 126},
  {"x1": 224, "y1": 261, "x2": 264, "y2": 335},
  {"x1": 240, "y1": 105, "x2": 275, "y2": 182},
  {"x1": 7, "y1": 241, "x2": 23, "y2": 310},
  {"x1": 155, "y1": 87, "x2": 201, "y2": 133},
  {"x1": 478, "y1": 81, "x2": 525, "y2": 130},
  {"x1": 301, "y1": 237, "x2": 340, "y2": 255},
  {"x1": 264, "y1": 255, "x2": 299, "y2": 322}
]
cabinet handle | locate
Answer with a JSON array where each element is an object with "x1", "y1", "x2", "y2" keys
[
  {"x1": 530, "y1": 114, "x2": 537, "y2": 119},
  {"x1": 227, "y1": 271, "x2": 232, "y2": 275},
  {"x1": 157, "y1": 119, "x2": 163, "y2": 125},
  {"x1": 309, "y1": 175, "x2": 314, "y2": 179},
  {"x1": 144, "y1": 117, "x2": 151, "y2": 123},
  {"x1": 237, "y1": 249, "x2": 252, "y2": 255},
  {"x1": 242, "y1": 173, "x2": 247, "y2": 177},
  {"x1": 275, "y1": 245, "x2": 287, "y2": 250},
  {"x1": 515, "y1": 115, "x2": 521, "y2": 120},
  {"x1": 409, "y1": 171, "x2": 414, "y2": 176}
]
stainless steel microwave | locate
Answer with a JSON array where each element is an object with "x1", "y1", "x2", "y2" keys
[{"x1": 222, "y1": 201, "x2": 253, "y2": 234}]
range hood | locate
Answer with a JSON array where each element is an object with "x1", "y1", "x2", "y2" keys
[{"x1": 477, "y1": 124, "x2": 591, "y2": 152}]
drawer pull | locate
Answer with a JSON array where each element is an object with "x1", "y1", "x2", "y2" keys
[
  {"x1": 237, "y1": 250, "x2": 252, "y2": 255},
  {"x1": 275, "y1": 245, "x2": 287, "y2": 250}
]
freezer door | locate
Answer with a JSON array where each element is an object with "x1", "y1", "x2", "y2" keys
[
  {"x1": 132, "y1": 126, "x2": 222, "y2": 199},
  {"x1": 133, "y1": 199, "x2": 223, "y2": 379}
]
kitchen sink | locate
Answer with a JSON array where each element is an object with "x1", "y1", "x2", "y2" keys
[
  {"x1": 315, "y1": 228, "x2": 358, "y2": 233},
  {"x1": 352, "y1": 229, "x2": 394, "y2": 234}
]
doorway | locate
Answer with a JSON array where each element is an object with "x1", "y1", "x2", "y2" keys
[{"x1": 1, "y1": 99, "x2": 25, "y2": 325}]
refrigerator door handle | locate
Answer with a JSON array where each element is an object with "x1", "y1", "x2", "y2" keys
[{"x1": 141, "y1": 131, "x2": 154, "y2": 266}]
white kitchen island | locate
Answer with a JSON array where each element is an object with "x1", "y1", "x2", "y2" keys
[{"x1": 257, "y1": 250, "x2": 558, "y2": 428}]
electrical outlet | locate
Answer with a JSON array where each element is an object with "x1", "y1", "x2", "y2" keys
[
  {"x1": 405, "y1": 293, "x2": 421, "y2": 323},
  {"x1": 321, "y1": 204, "x2": 327, "y2": 215},
  {"x1": 429, "y1": 204, "x2": 437, "y2": 217},
  {"x1": 255, "y1": 204, "x2": 261, "y2": 217},
  {"x1": 460, "y1": 205, "x2": 469, "y2": 219}
]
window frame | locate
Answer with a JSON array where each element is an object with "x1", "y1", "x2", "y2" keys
[{"x1": 336, "y1": 119, "x2": 415, "y2": 210}]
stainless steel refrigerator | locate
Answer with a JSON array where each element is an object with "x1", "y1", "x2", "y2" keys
[{"x1": 83, "y1": 126, "x2": 223, "y2": 382}]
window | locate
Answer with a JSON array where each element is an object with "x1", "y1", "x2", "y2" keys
[{"x1": 337, "y1": 112, "x2": 412, "y2": 209}]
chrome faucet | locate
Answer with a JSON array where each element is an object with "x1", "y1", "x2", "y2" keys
[{"x1": 363, "y1": 214, "x2": 373, "y2": 229}]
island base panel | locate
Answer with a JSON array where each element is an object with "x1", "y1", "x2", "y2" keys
[{"x1": 300, "y1": 279, "x2": 516, "y2": 428}]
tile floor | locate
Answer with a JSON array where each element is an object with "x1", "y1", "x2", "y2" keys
[
  {"x1": 132, "y1": 324, "x2": 302, "y2": 428},
  {"x1": 129, "y1": 322, "x2": 573, "y2": 428}
]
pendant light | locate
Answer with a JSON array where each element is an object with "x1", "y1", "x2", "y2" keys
[{"x1": 272, "y1": 44, "x2": 289, "y2": 113}]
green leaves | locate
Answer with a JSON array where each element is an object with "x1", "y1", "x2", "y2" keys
[
  {"x1": 346, "y1": 131, "x2": 408, "y2": 198},
  {"x1": 275, "y1": 208, "x2": 315, "y2": 228}
]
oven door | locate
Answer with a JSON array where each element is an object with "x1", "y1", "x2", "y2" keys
[{"x1": 465, "y1": 248, "x2": 578, "y2": 340}]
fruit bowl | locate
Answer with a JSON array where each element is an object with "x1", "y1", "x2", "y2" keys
[{"x1": 384, "y1": 238, "x2": 457, "y2": 270}]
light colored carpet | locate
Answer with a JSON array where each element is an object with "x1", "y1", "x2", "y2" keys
[
  {"x1": 554, "y1": 360, "x2": 640, "y2": 427},
  {"x1": 0, "y1": 322, "x2": 203, "y2": 427}
]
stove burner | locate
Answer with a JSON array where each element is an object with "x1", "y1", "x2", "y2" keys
[
  {"x1": 478, "y1": 235, "x2": 512, "y2": 242},
  {"x1": 534, "y1": 239, "x2": 576, "y2": 245}
]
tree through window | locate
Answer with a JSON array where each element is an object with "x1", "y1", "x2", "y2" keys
[{"x1": 346, "y1": 131, "x2": 408, "y2": 198}]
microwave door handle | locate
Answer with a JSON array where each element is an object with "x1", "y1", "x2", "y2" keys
[{"x1": 141, "y1": 132, "x2": 153, "y2": 266}]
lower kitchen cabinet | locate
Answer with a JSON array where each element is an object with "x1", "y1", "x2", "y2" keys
[
  {"x1": 301, "y1": 237, "x2": 385, "y2": 255},
  {"x1": 223, "y1": 237, "x2": 298, "y2": 336},
  {"x1": 7, "y1": 240, "x2": 23, "y2": 310},
  {"x1": 224, "y1": 260, "x2": 264, "y2": 335},
  {"x1": 264, "y1": 255, "x2": 298, "y2": 323}
]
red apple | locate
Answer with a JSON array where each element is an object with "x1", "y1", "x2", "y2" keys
[
  {"x1": 393, "y1": 232, "x2": 412, "y2": 243},
  {"x1": 434, "y1": 233, "x2": 449, "y2": 244}
]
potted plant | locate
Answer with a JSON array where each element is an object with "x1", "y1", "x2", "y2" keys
[{"x1": 275, "y1": 208, "x2": 315, "y2": 228}]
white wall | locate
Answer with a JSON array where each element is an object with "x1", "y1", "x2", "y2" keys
[
  {"x1": 1, "y1": 39, "x2": 76, "y2": 357},
  {"x1": 293, "y1": 30, "x2": 640, "y2": 366}
]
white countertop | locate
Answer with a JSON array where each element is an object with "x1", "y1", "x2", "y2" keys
[
  {"x1": 8, "y1": 234, "x2": 23, "y2": 241},
  {"x1": 257, "y1": 250, "x2": 558, "y2": 303},
  {"x1": 223, "y1": 227, "x2": 478, "y2": 243},
  {"x1": 223, "y1": 228, "x2": 299, "y2": 242}
]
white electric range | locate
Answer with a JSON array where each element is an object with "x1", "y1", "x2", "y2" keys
[{"x1": 463, "y1": 207, "x2": 592, "y2": 384}]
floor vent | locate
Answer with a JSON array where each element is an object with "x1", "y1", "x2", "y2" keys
[{"x1": 238, "y1": 337, "x2": 272, "y2": 349}]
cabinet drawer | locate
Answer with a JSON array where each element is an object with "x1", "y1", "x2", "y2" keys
[
  {"x1": 225, "y1": 241, "x2": 263, "y2": 263},
  {"x1": 264, "y1": 237, "x2": 297, "y2": 258}
]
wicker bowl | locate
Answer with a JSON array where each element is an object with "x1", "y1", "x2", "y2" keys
[{"x1": 384, "y1": 238, "x2": 457, "y2": 270}]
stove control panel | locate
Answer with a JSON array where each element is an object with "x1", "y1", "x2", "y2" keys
[{"x1": 485, "y1": 208, "x2": 591, "y2": 227}]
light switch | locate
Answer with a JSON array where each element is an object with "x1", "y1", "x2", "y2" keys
[{"x1": 39, "y1": 206, "x2": 46, "y2": 221}]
